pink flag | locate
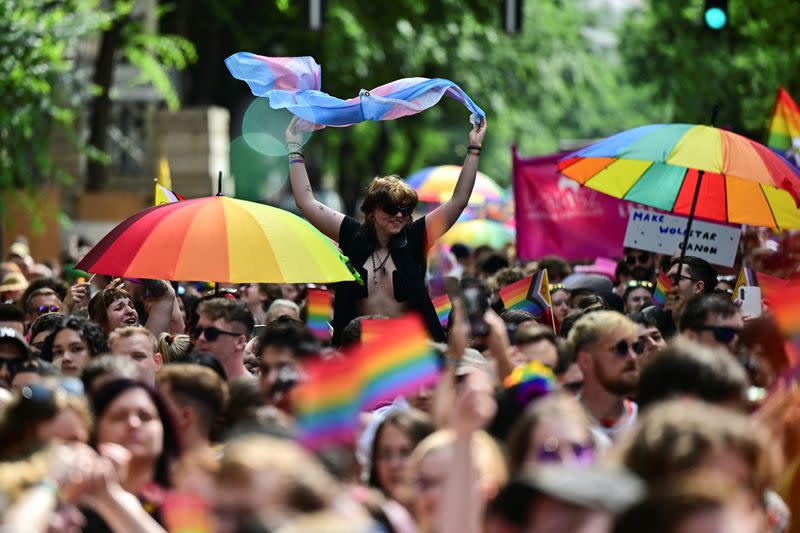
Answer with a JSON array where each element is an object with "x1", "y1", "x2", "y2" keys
[{"x1": 513, "y1": 147, "x2": 632, "y2": 261}]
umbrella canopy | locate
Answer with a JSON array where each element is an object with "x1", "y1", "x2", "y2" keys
[
  {"x1": 76, "y1": 196, "x2": 356, "y2": 284},
  {"x1": 440, "y1": 219, "x2": 515, "y2": 249},
  {"x1": 557, "y1": 124, "x2": 800, "y2": 229},
  {"x1": 407, "y1": 165, "x2": 505, "y2": 205}
]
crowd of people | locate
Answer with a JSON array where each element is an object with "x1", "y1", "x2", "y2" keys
[{"x1": 2, "y1": 119, "x2": 800, "y2": 532}]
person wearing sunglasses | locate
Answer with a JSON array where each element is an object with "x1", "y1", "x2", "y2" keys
[
  {"x1": 286, "y1": 117, "x2": 488, "y2": 346},
  {"x1": 568, "y1": 311, "x2": 642, "y2": 443},
  {"x1": 191, "y1": 297, "x2": 255, "y2": 380},
  {"x1": 23, "y1": 287, "x2": 62, "y2": 327},
  {"x1": 0, "y1": 326, "x2": 30, "y2": 389},
  {"x1": 623, "y1": 248, "x2": 656, "y2": 283},
  {"x1": 679, "y1": 294, "x2": 744, "y2": 352}
]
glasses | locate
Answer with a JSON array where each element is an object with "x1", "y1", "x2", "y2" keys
[
  {"x1": 625, "y1": 253, "x2": 650, "y2": 266},
  {"x1": 612, "y1": 339, "x2": 645, "y2": 358},
  {"x1": 668, "y1": 273, "x2": 695, "y2": 285},
  {"x1": 694, "y1": 325, "x2": 742, "y2": 344},
  {"x1": 189, "y1": 326, "x2": 242, "y2": 342},
  {"x1": 381, "y1": 203, "x2": 414, "y2": 217},
  {"x1": 36, "y1": 305, "x2": 60, "y2": 315},
  {"x1": 535, "y1": 437, "x2": 595, "y2": 465},
  {"x1": 626, "y1": 280, "x2": 654, "y2": 289}
]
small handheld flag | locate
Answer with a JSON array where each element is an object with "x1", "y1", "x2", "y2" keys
[
  {"x1": 731, "y1": 266, "x2": 757, "y2": 304},
  {"x1": 766, "y1": 87, "x2": 800, "y2": 163},
  {"x1": 653, "y1": 271, "x2": 673, "y2": 306},
  {"x1": 157, "y1": 155, "x2": 172, "y2": 189},
  {"x1": 292, "y1": 314, "x2": 440, "y2": 450},
  {"x1": 431, "y1": 294, "x2": 452, "y2": 327},
  {"x1": 498, "y1": 269, "x2": 551, "y2": 319},
  {"x1": 306, "y1": 289, "x2": 333, "y2": 342},
  {"x1": 155, "y1": 184, "x2": 185, "y2": 206}
]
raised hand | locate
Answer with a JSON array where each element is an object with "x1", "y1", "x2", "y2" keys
[
  {"x1": 468, "y1": 117, "x2": 488, "y2": 146},
  {"x1": 453, "y1": 370, "x2": 497, "y2": 437}
]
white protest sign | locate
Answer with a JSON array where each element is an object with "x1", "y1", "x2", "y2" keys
[{"x1": 623, "y1": 209, "x2": 741, "y2": 267}]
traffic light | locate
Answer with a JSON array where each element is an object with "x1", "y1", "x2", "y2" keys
[{"x1": 703, "y1": 0, "x2": 728, "y2": 30}]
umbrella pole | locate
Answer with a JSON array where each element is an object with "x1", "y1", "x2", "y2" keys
[
  {"x1": 677, "y1": 170, "x2": 705, "y2": 267},
  {"x1": 214, "y1": 282, "x2": 219, "y2": 296}
]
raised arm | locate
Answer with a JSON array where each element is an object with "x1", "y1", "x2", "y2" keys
[
  {"x1": 286, "y1": 118, "x2": 345, "y2": 242},
  {"x1": 425, "y1": 119, "x2": 488, "y2": 245}
]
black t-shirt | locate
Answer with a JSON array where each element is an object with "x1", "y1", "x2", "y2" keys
[{"x1": 332, "y1": 215, "x2": 445, "y2": 345}]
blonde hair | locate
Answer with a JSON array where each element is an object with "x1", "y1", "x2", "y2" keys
[
  {"x1": 360, "y1": 176, "x2": 418, "y2": 217},
  {"x1": 156, "y1": 333, "x2": 191, "y2": 364},
  {"x1": 109, "y1": 325, "x2": 157, "y2": 353},
  {"x1": 567, "y1": 310, "x2": 638, "y2": 353},
  {"x1": 409, "y1": 429, "x2": 508, "y2": 492}
]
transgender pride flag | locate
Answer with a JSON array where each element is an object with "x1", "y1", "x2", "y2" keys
[{"x1": 225, "y1": 52, "x2": 485, "y2": 128}]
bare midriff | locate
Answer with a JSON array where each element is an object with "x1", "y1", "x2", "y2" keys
[{"x1": 357, "y1": 253, "x2": 408, "y2": 317}]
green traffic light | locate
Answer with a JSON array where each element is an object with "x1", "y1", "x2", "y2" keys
[{"x1": 704, "y1": 7, "x2": 727, "y2": 30}]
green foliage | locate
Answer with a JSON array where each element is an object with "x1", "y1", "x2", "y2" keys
[
  {"x1": 121, "y1": 3, "x2": 197, "y2": 111},
  {"x1": 0, "y1": 0, "x2": 113, "y2": 214},
  {"x1": 620, "y1": 0, "x2": 800, "y2": 135}
]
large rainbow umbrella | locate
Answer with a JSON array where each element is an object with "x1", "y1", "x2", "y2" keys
[
  {"x1": 76, "y1": 196, "x2": 357, "y2": 283},
  {"x1": 407, "y1": 165, "x2": 505, "y2": 205},
  {"x1": 558, "y1": 123, "x2": 800, "y2": 230},
  {"x1": 440, "y1": 219, "x2": 515, "y2": 249}
]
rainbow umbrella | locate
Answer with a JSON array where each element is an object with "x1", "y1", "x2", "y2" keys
[
  {"x1": 407, "y1": 165, "x2": 505, "y2": 205},
  {"x1": 76, "y1": 196, "x2": 357, "y2": 283},
  {"x1": 440, "y1": 219, "x2": 515, "y2": 249},
  {"x1": 558, "y1": 123, "x2": 800, "y2": 230}
]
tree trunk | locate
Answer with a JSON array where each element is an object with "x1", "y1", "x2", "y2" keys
[{"x1": 86, "y1": 17, "x2": 126, "y2": 191}]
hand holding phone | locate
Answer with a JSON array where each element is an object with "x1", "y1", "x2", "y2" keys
[{"x1": 739, "y1": 286, "x2": 762, "y2": 318}]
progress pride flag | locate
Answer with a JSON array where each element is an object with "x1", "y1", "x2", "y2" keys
[{"x1": 513, "y1": 147, "x2": 632, "y2": 261}]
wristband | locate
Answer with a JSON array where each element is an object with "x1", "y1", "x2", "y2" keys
[
  {"x1": 289, "y1": 159, "x2": 305, "y2": 165},
  {"x1": 288, "y1": 151, "x2": 304, "y2": 158}
]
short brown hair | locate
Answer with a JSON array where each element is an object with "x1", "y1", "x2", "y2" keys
[
  {"x1": 108, "y1": 326, "x2": 157, "y2": 354},
  {"x1": 25, "y1": 288, "x2": 59, "y2": 313},
  {"x1": 360, "y1": 175, "x2": 418, "y2": 217},
  {"x1": 514, "y1": 322, "x2": 556, "y2": 348},
  {"x1": 157, "y1": 364, "x2": 228, "y2": 438},
  {"x1": 88, "y1": 287, "x2": 133, "y2": 330},
  {"x1": 197, "y1": 298, "x2": 254, "y2": 336}
]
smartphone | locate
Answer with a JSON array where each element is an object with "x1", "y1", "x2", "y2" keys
[
  {"x1": 461, "y1": 279, "x2": 490, "y2": 337},
  {"x1": 252, "y1": 324, "x2": 267, "y2": 338},
  {"x1": 739, "y1": 286, "x2": 762, "y2": 317}
]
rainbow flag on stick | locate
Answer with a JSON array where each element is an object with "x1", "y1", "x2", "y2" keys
[
  {"x1": 766, "y1": 87, "x2": 800, "y2": 163},
  {"x1": 292, "y1": 314, "x2": 440, "y2": 450},
  {"x1": 731, "y1": 266, "x2": 757, "y2": 304},
  {"x1": 498, "y1": 269, "x2": 551, "y2": 319},
  {"x1": 155, "y1": 184, "x2": 185, "y2": 206},
  {"x1": 306, "y1": 289, "x2": 333, "y2": 342},
  {"x1": 653, "y1": 270, "x2": 673, "y2": 306},
  {"x1": 431, "y1": 294, "x2": 452, "y2": 327}
]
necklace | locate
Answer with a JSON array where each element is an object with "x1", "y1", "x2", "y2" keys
[{"x1": 370, "y1": 248, "x2": 391, "y2": 284}]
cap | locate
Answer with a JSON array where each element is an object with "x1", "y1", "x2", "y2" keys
[
  {"x1": 563, "y1": 273, "x2": 613, "y2": 295},
  {"x1": 498, "y1": 464, "x2": 644, "y2": 515},
  {"x1": 8, "y1": 242, "x2": 30, "y2": 259},
  {"x1": 0, "y1": 272, "x2": 29, "y2": 293},
  {"x1": 0, "y1": 327, "x2": 29, "y2": 356}
]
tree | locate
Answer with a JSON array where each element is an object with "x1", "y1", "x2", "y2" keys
[
  {"x1": 0, "y1": 0, "x2": 113, "y2": 218},
  {"x1": 620, "y1": 0, "x2": 800, "y2": 136}
]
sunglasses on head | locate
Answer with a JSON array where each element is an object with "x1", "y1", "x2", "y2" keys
[
  {"x1": 549, "y1": 283, "x2": 567, "y2": 292},
  {"x1": 626, "y1": 280, "x2": 654, "y2": 289},
  {"x1": 382, "y1": 203, "x2": 414, "y2": 217},
  {"x1": 535, "y1": 437, "x2": 595, "y2": 465},
  {"x1": 36, "y1": 305, "x2": 59, "y2": 315},
  {"x1": 625, "y1": 253, "x2": 650, "y2": 266},
  {"x1": 189, "y1": 326, "x2": 242, "y2": 342},
  {"x1": 695, "y1": 325, "x2": 741, "y2": 344},
  {"x1": 613, "y1": 339, "x2": 645, "y2": 357}
]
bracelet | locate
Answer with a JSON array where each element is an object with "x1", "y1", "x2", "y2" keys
[
  {"x1": 287, "y1": 142, "x2": 302, "y2": 150},
  {"x1": 467, "y1": 145, "x2": 482, "y2": 156},
  {"x1": 288, "y1": 151, "x2": 304, "y2": 158},
  {"x1": 468, "y1": 144, "x2": 482, "y2": 150},
  {"x1": 289, "y1": 158, "x2": 305, "y2": 165}
]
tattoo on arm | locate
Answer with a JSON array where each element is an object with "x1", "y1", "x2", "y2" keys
[{"x1": 305, "y1": 185, "x2": 312, "y2": 192}]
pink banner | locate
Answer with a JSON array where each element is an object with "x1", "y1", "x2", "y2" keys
[{"x1": 513, "y1": 147, "x2": 632, "y2": 261}]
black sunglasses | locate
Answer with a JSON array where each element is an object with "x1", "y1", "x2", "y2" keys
[
  {"x1": 36, "y1": 305, "x2": 60, "y2": 315},
  {"x1": 382, "y1": 203, "x2": 414, "y2": 217},
  {"x1": 668, "y1": 273, "x2": 695, "y2": 285},
  {"x1": 189, "y1": 326, "x2": 242, "y2": 342},
  {"x1": 694, "y1": 325, "x2": 742, "y2": 344},
  {"x1": 613, "y1": 339, "x2": 645, "y2": 357},
  {"x1": 625, "y1": 253, "x2": 650, "y2": 266}
]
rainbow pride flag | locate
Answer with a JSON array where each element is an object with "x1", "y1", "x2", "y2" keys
[
  {"x1": 292, "y1": 314, "x2": 440, "y2": 450},
  {"x1": 431, "y1": 293, "x2": 452, "y2": 327},
  {"x1": 766, "y1": 87, "x2": 800, "y2": 162},
  {"x1": 653, "y1": 270, "x2": 673, "y2": 306},
  {"x1": 731, "y1": 266, "x2": 757, "y2": 304},
  {"x1": 498, "y1": 269, "x2": 551, "y2": 318},
  {"x1": 306, "y1": 288, "x2": 333, "y2": 342}
]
